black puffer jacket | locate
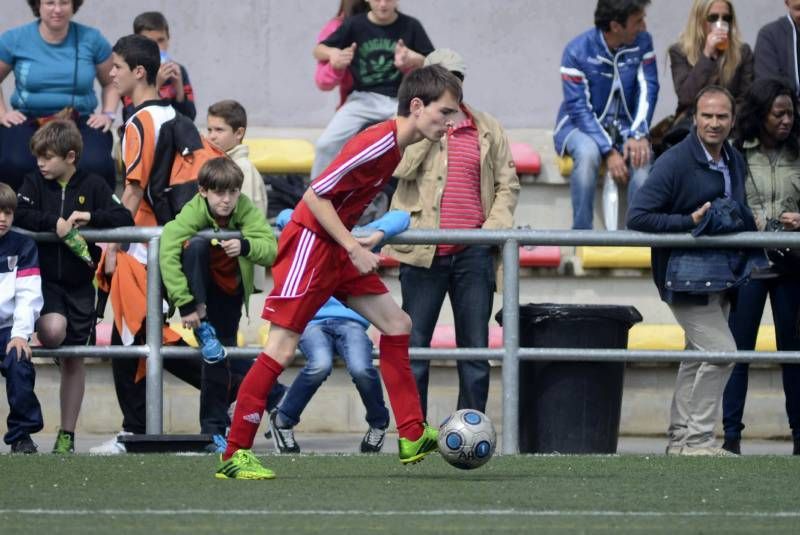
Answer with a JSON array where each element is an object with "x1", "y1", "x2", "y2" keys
[{"x1": 15, "y1": 169, "x2": 133, "y2": 285}]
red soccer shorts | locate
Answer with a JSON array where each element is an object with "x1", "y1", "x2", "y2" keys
[{"x1": 262, "y1": 221, "x2": 388, "y2": 333}]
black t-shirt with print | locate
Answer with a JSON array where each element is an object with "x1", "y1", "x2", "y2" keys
[{"x1": 322, "y1": 12, "x2": 434, "y2": 97}]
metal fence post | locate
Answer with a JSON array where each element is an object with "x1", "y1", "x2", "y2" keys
[
  {"x1": 146, "y1": 236, "x2": 164, "y2": 434},
  {"x1": 501, "y1": 239, "x2": 520, "y2": 454}
]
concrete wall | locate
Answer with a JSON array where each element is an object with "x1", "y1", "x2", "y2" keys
[{"x1": 1, "y1": 1, "x2": 785, "y2": 129}]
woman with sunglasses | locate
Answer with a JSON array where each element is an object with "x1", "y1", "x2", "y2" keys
[{"x1": 669, "y1": 0, "x2": 753, "y2": 121}]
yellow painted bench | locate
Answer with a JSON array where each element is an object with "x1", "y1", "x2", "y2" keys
[
  {"x1": 628, "y1": 324, "x2": 777, "y2": 352},
  {"x1": 244, "y1": 138, "x2": 315, "y2": 175},
  {"x1": 577, "y1": 245, "x2": 651, "y2": 269}
]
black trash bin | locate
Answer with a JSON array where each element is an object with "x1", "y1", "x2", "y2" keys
[{"x1": 496, "y1": 304, "x2": 642, "y2": 454}]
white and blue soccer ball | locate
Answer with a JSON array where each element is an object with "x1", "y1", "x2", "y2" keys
[{"x1": 437, "y1": 409, "x2": 496, "y2": 470}]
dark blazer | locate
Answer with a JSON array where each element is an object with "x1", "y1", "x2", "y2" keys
[
  {"x1": 626, "y1": 128, "x2": 754, "y2": 304},
  {"x1": 754, "y1": 15, "x2": 799, "y2": 94}
]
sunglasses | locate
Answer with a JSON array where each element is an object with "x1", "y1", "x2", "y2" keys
[{"x1": 706, "y1": 13, "x2": 733, "y2": 23}]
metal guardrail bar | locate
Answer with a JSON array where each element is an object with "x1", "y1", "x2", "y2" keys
[{"x1": 19, "y1": 226, "x2": 800, "y2": 454}]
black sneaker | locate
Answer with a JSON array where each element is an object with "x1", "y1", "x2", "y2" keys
[
  {"x1": 268, "y1": 411, "x2": 300, "y2": 454},
  {"x1": 793, "y1": 438, "x2": 800, "y2": 456},
  {"x1": 722, "y1": 438, "x2": 741, "y2": 455},
  {"x1": 11, "y1": 436, "x2": 38, "y2": 454},
  {"x1": 360, "y1": 426, "x2": 386, "y2": 453}
]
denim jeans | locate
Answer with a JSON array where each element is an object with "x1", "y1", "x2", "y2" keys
[
  {"x1": 723, "y1": 276, "x2": 800, "y2": 441},
  {"x1": 277, "y1": 318, "x2": 389, "y2": 429},
  {"x1": 400, "y1": 245, "x2": 495, "y2": 417},
  {"x1": 564, "y1": 129, "x2": 649, "y2": 229}
]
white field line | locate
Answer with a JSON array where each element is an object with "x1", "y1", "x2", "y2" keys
[{"x1": 1, "y1": 509, "x2": 799, "y2": 518}]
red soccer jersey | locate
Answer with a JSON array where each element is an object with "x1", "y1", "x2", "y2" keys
[{"x1": 292, "y1": 120, "x2": 401, "y2": 238}]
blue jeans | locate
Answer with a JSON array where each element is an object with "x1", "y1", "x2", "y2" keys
[
  {"x1": 723, "y1": 276, "x2": 800, "y2": 441},
  {"x1": 0, "y1": 327, "x2": 43, "y2": 444},
  {"x1": 564, "y1": 130, "x2": 649, "y2": 229},
  {"x1": 400, "y1": 245, "x2": 495, "y2": 417},
  {"x1": 277, "y1": 318, "x2": 389, "y2": 429}
]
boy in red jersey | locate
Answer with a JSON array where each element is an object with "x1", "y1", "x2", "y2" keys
[{"x1": 216, "y1": 65, "x2": 462, "y2": 480}]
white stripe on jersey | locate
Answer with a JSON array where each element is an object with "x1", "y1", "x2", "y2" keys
[
  {"x1": 282, "y1": 228, "x2": 316, "y2": 298},
  {"x1": 313, "y1": 132, "x2": 395, "y2": 195}
]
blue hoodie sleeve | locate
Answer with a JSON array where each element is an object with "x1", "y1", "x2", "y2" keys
[{"x1": 356, "y1": 210, "x2": 410, "y2": 250}]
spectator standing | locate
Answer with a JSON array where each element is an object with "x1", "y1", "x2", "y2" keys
[
  {"x1": 667, "y1": 0, "x2": 753, "y2": 141},
  {"x1": 311, "y1": 0, "x2": 434, "y2": 179},
  {"x1": 315, "y1": 0, "x2": 370, "y2": 108},
  {"x1": 0, "y1": 0, "x2": 118, "y2": 191},
  {"x1": 389, "y1": 49, "x2": 519, "y2": 417},
  {"x1": 722, "y1": 78, "x2": 800, "y2": 455},
  {"x1": 122, "y1": 11, "x2": 196, "y2": 122},
  {"x1": 14, "y1": 120, "x2": 133, "y2": 454},
  {"x1": 0, "y1": 183, "x2": 44, "y2": 454},
  {"x1": 268, "y1": 208, "x2": 409, "y2": 454},
  {"x1": 160, "y1": 158, "x2": 278, "y2": 448},
  {"x1": 628, "y1": 86, "x2": 755, "y2": 456},
  {"x1": 554, "y1": 0, "x2": 658, "y2": 229},
  {"x1": 753, "y1": 0, "x2": 800, "y2": 94}
]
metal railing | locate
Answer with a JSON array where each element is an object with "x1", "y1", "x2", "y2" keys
[{"x1": 22, "y1": 226, "x2": 800, "y2": 455}]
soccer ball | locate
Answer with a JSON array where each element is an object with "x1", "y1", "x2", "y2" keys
[{"x1": 437, "y1": 409, "x2": 496, "y2": 470}]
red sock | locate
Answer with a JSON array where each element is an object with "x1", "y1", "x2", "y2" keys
[
  {"x1": 223, "y1": 353, "x2": 284, "y2": 460},
  {"x1": 379, "y1": 334, "x2": 424, "y2": 440}
]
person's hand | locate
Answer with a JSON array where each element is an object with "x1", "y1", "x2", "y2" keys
[
  {"x1": 623, "y1": 138, "x2": 651, "y2": 169},
  {"x1": 104, "y1": 244, "x2": 118, "y2": 276},
  {"x1": 779, "y1": 212, "x2": 800, "y2": 230},
  {"x1": 703, "y1": 27, "x2": 727, "y2": 59},
  {"x1": 355, "y1": 230, "x2": 385, "y2": 251},
  {"x1": 219, "y1": 239, "x2": 241, "y2": 258},
  {"x1": 6, "y1": 337, "x2": 32, "y2": 361},
  {"x1": 182, "y1": 311, "x2": 201, "y2": 330},
  {"x1": 86, "y1": 112, "x2": 113, "y2": 132},
  {"x1": 156, "y1": 62, "x2": 181, "y2": 87},
  {"x1": 66, "y1": 210, "x2": 91, "y2": 228},
  {"x1": 0, "y1": 109, "x2": 26, "y2": 127},
  {"x1": 606, "y1": 149, "x2": 630, "y2": 185},
  {"x1": 691, "y1": 201, "x2": 712, "y2": 225},
  {"x1": 394, "y1": 39, "x2": 412, "y2": 71},
  {"x1": 329, "y1": 43, "x2": 356, "y2": 71},
  {"x1": 348, "y1": 244, "x2": 380, "y2": 275},
  {"x1": 55, "y1": 217, "x2": 72, "y2": 238}
]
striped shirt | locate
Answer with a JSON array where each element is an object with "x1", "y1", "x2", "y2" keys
[{"x1": 438, "y1": 108, "x2": 483, "y2": 256}]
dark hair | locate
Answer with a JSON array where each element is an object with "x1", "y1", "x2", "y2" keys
[
  {"x1": 735, "y1": 78, "x2": 800, "y2": 160},
  {"x1": 338, "y1": 0, "x2": 369, "y2": 17},
  {"x1": 208, "y1": 100, "x2": 247, "y2": 132},
  {"x1": 112, "y1": 34, "x2": 160, "y2": 86},
  {"x1": 693, "y1": 85, "x2": 736, "y2": 117},
  {"x1": 30, "y1": 119, "x2": 83, "y2": 162},
  {"x1": 198, "y1": 157, "x2": 244, "y2": 191},
  {"x1": 594, "y1": 0, "x2": 650, "y2": 32},
  {"x1": 133, "y1": 11, "x2": 170, "y2": 37},
  {"x1": 27, "y1": 0, "x2": 83, "y2": 17},
  {"x1": 0, "y1": 183, "x2": 16, "y2": 213},
  {"x1": 397, "y1": 65, "x2": 463, "y2": 117}
]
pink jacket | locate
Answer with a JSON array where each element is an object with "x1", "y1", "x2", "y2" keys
[{"x1": 315, "y1": 17, "x2": 354, "y2": 108}]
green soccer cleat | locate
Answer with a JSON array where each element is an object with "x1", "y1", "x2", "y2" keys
[
  {"x1": 398, "y1": 424, "x2": 439, "y2": 465},
  {"x1": 215, "y1": 449, "x2": 276, "y2": 480},
  {"x1": 52, "y1": 429, "x2": 74, "y2": 454}
]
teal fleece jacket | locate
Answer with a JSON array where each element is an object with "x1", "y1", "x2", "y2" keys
[{"x1": 160, "y1": 193, "x2": 277, "y2": 315}]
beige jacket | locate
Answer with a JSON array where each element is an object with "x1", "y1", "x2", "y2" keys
[
  {"x1": 228, "y1": 144, "x2": 268, "y2": 218},
  {"x1": 742, "y1": 139, "x2": 800, "y2": 231},
  {"x1": 387, "y1": 104, "x2": 520, "y2": 286}
]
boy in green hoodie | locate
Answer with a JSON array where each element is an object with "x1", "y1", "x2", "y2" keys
[{"x1": 160, "y1": 157, "x2": 277, "y2": 443}]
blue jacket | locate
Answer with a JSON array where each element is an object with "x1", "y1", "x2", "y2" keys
[
  {"x1": 627, "y1": 129, "x2": 756, "y2": 304},
  {"x1": 554, "y1": 28, "x2": 659, "y2": 156},
  {"x1": 275, "y1": 209, "x2": 410, "y2": 326}
]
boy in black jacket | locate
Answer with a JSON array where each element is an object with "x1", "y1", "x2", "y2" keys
[{"x1": 15, "y1": 120, "x2": 134, "y2": 454}]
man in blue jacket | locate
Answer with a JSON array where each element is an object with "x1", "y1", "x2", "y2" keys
[
  {"x1": 554, "y1": 0, "x2": 658, "y2": 229},
  {"x1": 627, "y1": 86, "x2": 749, "y2": 457}
]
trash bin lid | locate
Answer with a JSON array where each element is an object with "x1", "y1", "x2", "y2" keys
[{"x1": 496, "y1": 303, "x2": 643, "y2": 327}]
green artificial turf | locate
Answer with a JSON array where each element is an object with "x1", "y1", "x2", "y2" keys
[{"x1": 1, "y1": 453, "x2": 799, "y2": 533}]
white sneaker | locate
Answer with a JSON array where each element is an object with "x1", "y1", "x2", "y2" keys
[
  {"x1": 680, "y1": 445, "x2": 737, "y2": 457},
  {"x1": 89, "y1": 432, "x2": 132, "y2": 455}
]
